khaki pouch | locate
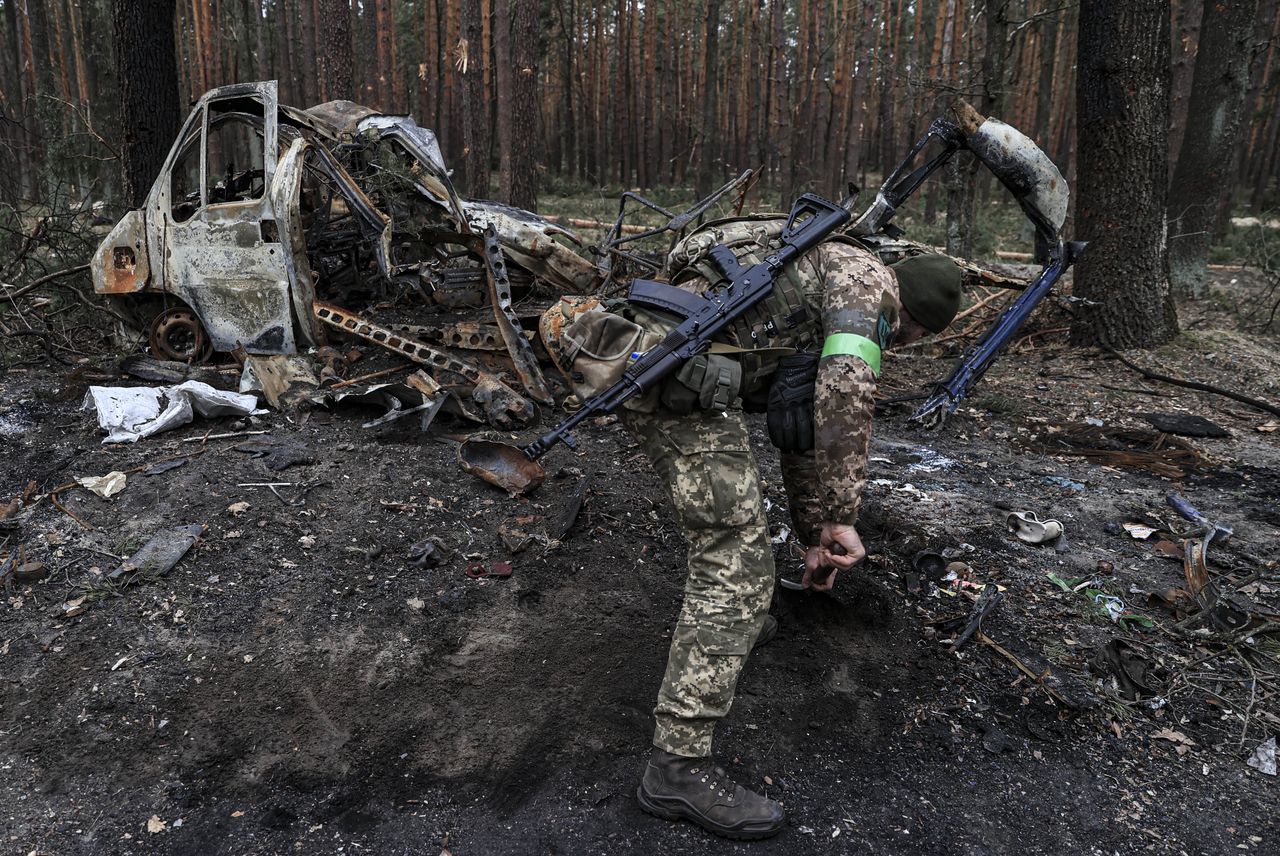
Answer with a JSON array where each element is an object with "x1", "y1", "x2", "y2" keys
[{"x1": 559, "y1": 307, "x2": 665, "y2": 411}]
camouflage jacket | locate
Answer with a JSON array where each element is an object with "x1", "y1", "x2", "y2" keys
[{"x1": 667, "y1": 224, "x2": 901, "y2": 544}]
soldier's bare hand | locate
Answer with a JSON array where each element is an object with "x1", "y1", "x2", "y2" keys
[
  {"x1": 800, "y1": 523, "x2": 865, "y2": 591},
  {"x1": 821, "y1": 522, "x2": 865, "y2": 568},
  {"x1": 798, "y1": 524, "x2": 870, "y2": 591},
  {"x1": 802, "y1": 546, "x2": 837, "y2": 591}
]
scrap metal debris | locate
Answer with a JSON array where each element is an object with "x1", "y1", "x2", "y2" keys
[
  {"x1": 92, "y1": 81, "x2": 595, "y2": 432},
  {"x1": 458, "y1": 438, "x2": 546, "y2": 495},
  {"x1": 1141, "y1": 412, "x2": 1230, "y2": 438}
]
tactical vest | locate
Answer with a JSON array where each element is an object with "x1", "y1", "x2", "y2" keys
[{"x1": 660, "y1": 214, "x2": 868, "y2": 396}]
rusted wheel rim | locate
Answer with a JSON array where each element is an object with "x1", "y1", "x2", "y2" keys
[{"x1": 150, "y1": 306, "x2": 212, "y2": 363}]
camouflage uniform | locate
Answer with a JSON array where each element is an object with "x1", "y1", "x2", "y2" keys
[{"x1": 617, "y1": 229, "x2": 901, "y2": 758}]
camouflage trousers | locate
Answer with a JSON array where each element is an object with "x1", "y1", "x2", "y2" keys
[{"x1": 620, "y1": 406, "x2": 775, "y2": 758}]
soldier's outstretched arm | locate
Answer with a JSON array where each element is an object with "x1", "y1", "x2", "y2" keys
[{"x1": 808, "y1": 242, "x2": 900, "y2": 587}]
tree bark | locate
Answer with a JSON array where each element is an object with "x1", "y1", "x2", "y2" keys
[
  {"x1": 459, "y1": 0, "x2": 491, "y2": 196},
  {"x1": 319, "y1": 0, "x2": 355, "y2": 101},
  {"x1": 112, "y1": 0, "x2": 180, "y2": 208},
  {"x1": 1167, "y1": 0, "x2": 1259, "y2": 297},
  {"x1": 1070, "y1": 0, "x2": 1178, "y2": 349},
  {"x1": 1168, "y1": 0, "x2": 1203, "y2": 171},
  {"x1": 299, "y1": 0, "x2": 318, "y2": 103},
  {"x1": 695, "y1": 0, "x2": 721, "y2": 198},
  {"x1": 375, "y1": 0, "x2": 392, "y2": 108},
  {"x1": 497, "y1": 0, "x2": 539, "y2": 209}
]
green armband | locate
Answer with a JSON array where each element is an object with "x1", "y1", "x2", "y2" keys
[{"x1": 820, "y1": 332, "x2": 881, "y2": 375}]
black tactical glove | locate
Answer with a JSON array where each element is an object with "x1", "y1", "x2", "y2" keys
[{"x1": 767, "y1": 352, "x2": 819, "y2": 453}]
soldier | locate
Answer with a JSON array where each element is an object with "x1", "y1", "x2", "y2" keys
[{"x1": 542, "y1": 218, "x2": 962, "y2": 839}]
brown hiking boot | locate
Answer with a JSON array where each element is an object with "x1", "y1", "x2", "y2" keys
[
  {"x1": 636, "y1": 749, "x2": 785, "y2": 840},
  {"x1": 753, "y1": 614, "x2": 778, "y2": 649}
]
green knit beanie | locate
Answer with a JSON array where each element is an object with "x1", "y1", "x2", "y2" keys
[{"x1": 891, "y1": 253, "x2": 963, "y2": 334}]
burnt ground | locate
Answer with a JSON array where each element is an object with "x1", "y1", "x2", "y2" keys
[{"x1": 2, "y1": 271, "x2": 1279, "y2": 856}]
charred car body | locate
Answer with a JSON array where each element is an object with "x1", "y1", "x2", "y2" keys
[{"x1": 93, "y1": 80, "x2": 598, "y2": 421}]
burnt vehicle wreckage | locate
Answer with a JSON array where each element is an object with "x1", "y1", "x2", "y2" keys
[{"x1": 93, "y1": 82, "x2": 1079, "y2": 484}]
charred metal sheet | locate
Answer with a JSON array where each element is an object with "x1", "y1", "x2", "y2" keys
[
  {"x1": 479, "y1": 225, "x2": 553, "y2": 405},
  {"x1": 458, "y1": 438, "x2": 546, "y2": 496},
  {"x1": 302, "y1": 99, "x2": 379, "y2": 136},
  {"x1": 92, "y1": 210, "x2": 150, "y2": 294},
  {"x1": 173, "y1": 274, "x2": 295, "y2": 355},
  {"x1": 272, "y1": 138, "x2": 324, "y2": 347},
  {"x1": 464, "y1": 201, "x2": 602, "y2": 292},
  {"x1": 957, "y1": 103, "x2": 1068, "y2": 237},
  {"x1": 107, "y1": 524, "x2": 206, "y2": 581}
]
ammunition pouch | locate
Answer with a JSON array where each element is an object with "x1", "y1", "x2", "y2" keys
[
  {"x1": 660, "y1": 353, "x2": 744, "y2": 414},
  {"x1": 558, "y1": 306, "x2": 661, "y2": 406}
]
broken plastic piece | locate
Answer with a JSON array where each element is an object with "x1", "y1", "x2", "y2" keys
[{"x1": 1007, "y1": 511, "x2": 1064, "y2": 545}]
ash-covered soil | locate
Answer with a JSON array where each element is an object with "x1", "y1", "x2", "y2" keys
[{"x1": 2, "y1": 277, "x2": 1278, "y2": 855}]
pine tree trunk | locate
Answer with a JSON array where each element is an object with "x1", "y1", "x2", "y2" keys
[
  {"x1": 1168, "y1": 0, "x2": 1203, "y2": 171},
  {"x1": 1167, "y1": 0, "x2": 1259, "y2": 297},
  {"x1": 253, "y1": 0, "x2": 267, "y2": 80},
  {"x1": 113, "y1": 0, "x2": 180, "y2": 207},
  {"x1": 319, "y1": 0, "x2": 354, "y2": 101},
  {"x1": 501, "y1": 0, "x2": 539, "y2": 209},
  {"x1": 460, "y1": 0, "x2": 491, "y2": 195},
  {"x1": 695, "y1": 0, "x2": 721, "y2": 197},
  {"x1": 375, "y1": 0, "x2": 392, "y2": 108},
  {"x1": 1070, "y1": 0, "x2": 1178, "y2": 349},
  {"x1": 65, "y1": 0, "x2": 90, "y2": 106},
  {"x1": 299, "y1": 0, "x2": 318, "y2": 102}
]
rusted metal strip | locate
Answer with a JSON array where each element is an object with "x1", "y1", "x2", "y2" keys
[
  {"x1": 313, "y1": 301, "x2": 489, "y2": 385},
  {"x1": 478, "y1": 226, "x2": 553, "y2": 405},
  {"x1": 387, "y1": 320, "x2": 505, "y2": 352}
]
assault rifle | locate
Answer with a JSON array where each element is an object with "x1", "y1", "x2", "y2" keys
[{"x1": 521, "y1": 193, "x2": 853, "y2": 460}]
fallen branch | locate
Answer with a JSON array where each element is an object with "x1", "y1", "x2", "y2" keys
[
  {"x1": 976, "y1": 630, "x2": 1076, "y2": 708},
  {"x1": 1, "y1": 263, "x2": 92, "y2": 301},
  {"x1": 1105, "y1": 347, "x2": 1280, "y2": 418},
  {"x1": 542, "y1": 215, "x2": 651, "y2": 235},
  {"x1": 179, "y1": 430, "x2": 269, "y2": 443},
  {"x1": 950, "y1": 288, "x2": 1012, "y2": 324},
  {"x1": 950, "y1": 584, "x2": 1005, "y2": 653}
]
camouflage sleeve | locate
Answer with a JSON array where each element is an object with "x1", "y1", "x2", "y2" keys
[
  {"x1": 779, "y1": 451, "x2": 823, "y2": 546},
  {"x1": 811, "y1": 242, "x2": 900, "y2": 527}
]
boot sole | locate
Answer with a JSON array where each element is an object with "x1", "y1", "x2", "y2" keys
[{"x1": 635, "y1": 784, "x2": 784, "y2": 841}]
